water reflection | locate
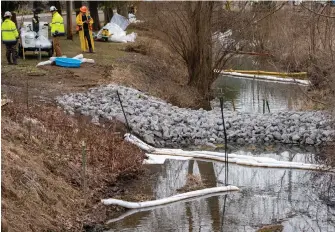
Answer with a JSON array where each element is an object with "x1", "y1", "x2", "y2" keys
[
  {"x1": 212, "y1": 75, "x2": 306, "y2": 113},
  {"x1": 105, "y1": 149, "x2": 335, "y2": 232}
]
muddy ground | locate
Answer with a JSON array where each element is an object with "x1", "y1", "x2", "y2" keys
[{"x1": 1, "y1": 27, "x2": 195, "y2": 232}]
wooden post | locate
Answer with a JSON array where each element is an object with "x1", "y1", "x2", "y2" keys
[{"x1": 66, "y1": 1, "x2": 73, "y2": 40}]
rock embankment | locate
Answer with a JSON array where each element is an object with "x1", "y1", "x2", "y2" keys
[{"x1": 56, "y1": 85, "x2": 334, "y2": 147}]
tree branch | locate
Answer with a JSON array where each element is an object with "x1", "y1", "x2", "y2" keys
[{"x1": 301, "y1": 3, "x2": 335, "y2": 18}]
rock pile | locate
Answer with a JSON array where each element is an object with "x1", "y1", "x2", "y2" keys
[{"x1": 56, "y1": 85, "x2": 334, "y2": 147}]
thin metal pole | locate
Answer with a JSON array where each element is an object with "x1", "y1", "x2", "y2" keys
[
  {"x1": 39, "y1": 45, "x2": 41, "y2": 60},
  {"x1": 219, "y1": 97, "x2": 228, "y2": 186},
  {"x1": 266, "y1": 99, "x2": 270, "y2": 113},
  {"x1": 116, "y1": 90, "x2": 131, "y2": 133},
  {"x1": 220, "y1": 194, "x2": 228, "y2": 232}
]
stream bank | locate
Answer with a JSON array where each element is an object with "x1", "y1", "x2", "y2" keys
[{"x1": 1, "y1": 101, "x2": 146, "y2": 231}]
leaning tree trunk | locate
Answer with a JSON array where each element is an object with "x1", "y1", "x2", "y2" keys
[
  {"x1": 74, "y1": 0, "x2": 82, "y2": 16},
  {"x1": 89, "y1": 1, "x2": 100, "y2": 31}
]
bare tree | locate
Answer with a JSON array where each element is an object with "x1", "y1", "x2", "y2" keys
[
  {"x1": 102, "y1": 1, "x2": 113, "y2": 24},
  {"x1": 142, "y1": 2, "x2": 245, "y2": 106}
]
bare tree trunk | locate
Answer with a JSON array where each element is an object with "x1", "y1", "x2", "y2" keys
[
  {"x1": 33, "y1": 1, "x2": 42, "y2": 10},
  {"x1": 1, "y1": 2, "x2": 19, "y2": 26},
  {"x1": 118, "y1": 2, "x2": 129, "y2": 18},
  {"x1": 73, "y1": 1, "x2": 82, "y2": 16},
  {"x1": 89, "y1": 1, "x2": 100, "y2": 31},
  {"x1": 103, "y1": 2, "x2": 113, "y2": 24},
  {"x1": 186, "y1": 2, "x2": 214, "y2": 98},
  {"x1": 66, "y1": 1, "x2": 73, "y2": 40},
  {"x1": 11, "y1": 12, "x2": 18, "y2": 28}
]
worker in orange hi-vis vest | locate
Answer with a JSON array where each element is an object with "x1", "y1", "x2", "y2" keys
[{"x1": 76, "y1": 6, "x2": 95, "y2": 53}]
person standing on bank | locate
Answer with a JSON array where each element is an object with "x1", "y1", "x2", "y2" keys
[
  {"x1": 1, "y1": 11, "x2": 19, "y2": 65},
  {"x1": 50, "y1": 6, "x2": 65, "y2": 57},
  {"x1": 76, "y1": 6, "x2": 94, "y2": 53}
]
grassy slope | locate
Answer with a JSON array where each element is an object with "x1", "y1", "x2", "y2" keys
[{"x1": 1, "y1": 102, "x2": 145, "y2": 231}]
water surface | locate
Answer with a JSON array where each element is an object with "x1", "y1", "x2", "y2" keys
[
  {"x1": 212, "y1": 75, "x2": 307, "y2": 113},
  {"x1": 105, "y1": 148, "x2": 335, "y2": 232}
]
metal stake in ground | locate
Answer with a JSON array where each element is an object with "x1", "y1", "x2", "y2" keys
[
  {"x1": 219, "y1": 97, "x2": 229, "y2": 186},
  {"x1": 220, "y1": 194, "x2": 228, "y2": 231},
  {"x1": 116, "y1": 90, "x2": 131, "y2": 133}
]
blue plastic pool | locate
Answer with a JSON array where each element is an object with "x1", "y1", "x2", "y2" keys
[{"x1": 55, "y1": 57, "x2": 82, "y2": 68}]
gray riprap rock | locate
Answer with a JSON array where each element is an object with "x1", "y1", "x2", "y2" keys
[
  {"x1": 56, "y1": 84, "x2": 334, "y2": 147},
  {"x1": 292, "y1": 134, "x2": 300, "y2": 142},
  {"x1": 153, "y1": 131, "x2": 163, "y2": 138},
  {"x1": 273, "y1": 132, "x2": 282, "y2": 140},
  {"x1": 305, "y1": 137, "x2": 314, "y2": 145},
  {"x1": 143, "y1": 134, "x2": 155, "y2": 145}
]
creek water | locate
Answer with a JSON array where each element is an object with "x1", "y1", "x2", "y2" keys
[
  {"x1": 211, "y1": 55, "x2": 308, "y2": 113},
  {"x1": 212, "y1": 74, "x2": 307, "y2": 113},
  {"x1": 105, "y1": 147, "x2": 334, "y2": 232},
  {"x1": 104, "y1": 74, "x2": 333, "y2": 232}
]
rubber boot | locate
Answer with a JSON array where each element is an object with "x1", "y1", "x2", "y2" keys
[
  {"x1": 6, "y1": 50, "x2": 12, "y2": 65},
  {"x1": 12, "y1": 52, "x2": 18, "y2": 65}
]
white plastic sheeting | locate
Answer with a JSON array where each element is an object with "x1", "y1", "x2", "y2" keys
[
  {"x1": 124, "y1": 133, "x2": 333, "y2": 172},
  {"x1": 213, "y1": 30, "x2": 235, "y2": 49},
  {"x1": 128, "y1": 13, "x2": 136, "y2": 23},
  {"x1": 35, "y1": 35, "x2": 52, "y2": 49},
  {"x1": 96, "y1": 13, "x2": 137, "y2": 43},
  {"x1": 36, "y1": 54, "x2": 95, "y2": 67},
  {"x1": 20, "y1": 22, "x2": 52, "y2": 49},
  {"x1": 111, "y1": 13, "x2": 130, "y2": 31},
  {"x1": 101, "y1": 186, "x2": 239, "y2": 208}
]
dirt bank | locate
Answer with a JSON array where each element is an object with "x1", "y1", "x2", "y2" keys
[
  {"x1": 2, "y1": 28, "x2": 202, "y2": 109},
  {"x1": 1, "y1": 101, "x2": 147, "y2": 231}
]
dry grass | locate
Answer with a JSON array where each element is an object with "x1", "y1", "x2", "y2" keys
[
  {"x1": 321, "y1": 144, "x2": 335, "y2": 168},
  {"x1": 105, "y1": 33, "x2": 205, "y2": 109},
  {"x1": 1, "y1": 100, "x2": 145, "y2": 231},
  {"x1": 257, "y1": 224, "x2": 283, "y2": 232}
]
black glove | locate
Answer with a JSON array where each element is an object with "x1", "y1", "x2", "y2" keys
[
  {"x1": 55, "y1": 30, "x2": 59, "y2": 35},
  {"x1": 44, "y1": 23, "x2": 49, "y2": 26}
]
